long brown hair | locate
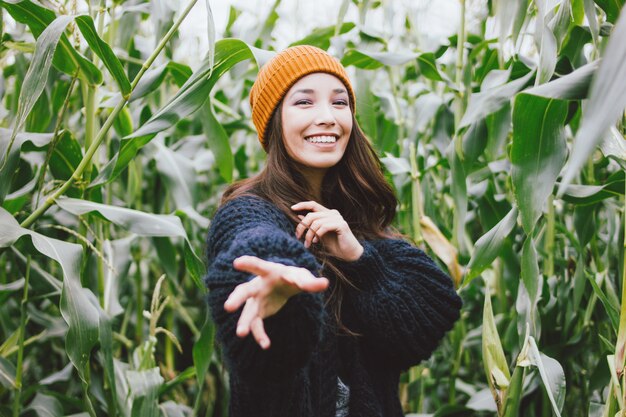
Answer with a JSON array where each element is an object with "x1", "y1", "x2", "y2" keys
[{"x1": 221, "y1": 98, "x2": 398, "y2": 333}]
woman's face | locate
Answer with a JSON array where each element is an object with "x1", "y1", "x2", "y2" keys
[{"x1": 280, "y1": 73, "x2": 353, "y2": 172}]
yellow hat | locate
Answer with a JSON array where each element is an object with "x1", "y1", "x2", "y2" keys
[{"x1": 249, "y1": 45, "x2": 356, "y2": 149}]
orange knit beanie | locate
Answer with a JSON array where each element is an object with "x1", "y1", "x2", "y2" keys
[{"x1": 249, "y1": 45, "x2": 356, "y2": 149}]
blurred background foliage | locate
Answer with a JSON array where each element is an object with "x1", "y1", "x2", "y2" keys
[{"x1": 1, "y1": 0, "x2": 626, "y2": 416}]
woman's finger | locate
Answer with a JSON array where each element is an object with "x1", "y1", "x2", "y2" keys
[
  {"x1": 303, "y1": 220, "x2": 320, "y2": 248},
  {"x1": 224, "y1": 277, "x2": 261, "y2": 312},
  {"x1": 295, "y1": 215, "x2": 306, "y2": 239},
  {"x1": 297, "y1": 211, "x2": 331, "y2": 242},
  {"x1": 236, "y1": 298, "x2": 259, "y2": 338},
  {"x1": 315, "y1": 220, "x2": 342, "y2": 239},
  {"x1": 291, "y1": 201, "x2": 328, "y2": 213},
  {"x1": 296, "y1": 212, "x2": 322, "y2": 239},
  {"x1": 250, "y1": 317, "x2": 270, "y2": 349},
  {"x1": 282, "y1": 268, "x2": 329, "y2": 292},
  {"x1": 234, "y1": 255, "x2": 282, "y2": 277}
]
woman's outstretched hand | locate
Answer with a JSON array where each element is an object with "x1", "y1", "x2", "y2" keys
[
  {"x1": 225, "y1": 255, "x2": 329, "y2": 350},
  {"x1": 291, "y1": 201, "x2": 364, "y2": 262}
]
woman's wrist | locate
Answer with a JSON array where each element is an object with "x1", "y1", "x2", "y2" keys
[{"x1": 342, "y1": 242, "x2": 364, "y2": 262}]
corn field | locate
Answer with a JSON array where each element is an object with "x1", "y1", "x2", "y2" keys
[{"x1": 1, "y1": 0, "x2": 626, "y2": 415}]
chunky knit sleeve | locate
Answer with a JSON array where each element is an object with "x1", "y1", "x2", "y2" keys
[
  {"x1": 204, "y1": 196, "x2": 324, "y2": 381},
  {"x1": 337, "y1": 238, "x2": 462, "y2": 370}
]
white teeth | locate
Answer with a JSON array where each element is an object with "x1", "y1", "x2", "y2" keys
[{"x1": 305, "y1": 135, "x2": 337, "y2": 143}]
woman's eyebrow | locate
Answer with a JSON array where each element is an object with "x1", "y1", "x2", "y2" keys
[
  {"x1": 288, "y1": 88, "x2": 348, "y2": 99},
  {"x1": 288, "y1": 88, "x2": 314, "y2": 98}
]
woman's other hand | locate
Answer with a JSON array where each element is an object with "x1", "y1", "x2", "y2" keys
[
  {"x1": 291, "y1": 201, "x2": 364, "y2": 262},
  {"x1": 225, "y1": 255, "x2": 329, "y2": 349}
]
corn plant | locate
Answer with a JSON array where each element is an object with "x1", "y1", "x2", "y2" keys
[{"x1": 1, "y1": 0, "x2": 626, "y2": 416}]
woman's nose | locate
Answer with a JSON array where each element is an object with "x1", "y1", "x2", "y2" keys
[{"x1": 314, "y1": 104, "x2": 336, "y2": 125}]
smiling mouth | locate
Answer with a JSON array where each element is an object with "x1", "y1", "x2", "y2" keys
[{"x1": 304, "y1": 135, "x2": 338, "y2": 144}]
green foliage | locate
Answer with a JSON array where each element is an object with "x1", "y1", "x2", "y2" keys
[{"x1": 1, "y1": 0, "x2": 626, "y2": 416}]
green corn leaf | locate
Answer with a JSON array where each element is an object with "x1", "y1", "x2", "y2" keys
[
  {"x1": 600, "y1": 126, "x2": 626, "y2": 170},
  {"x1": 482, "y1": 283, "x2": 511, "y2": 415},
  {"x1": 10, "y1": 247, "x2": 62, "y2": 292},
  {"x1": 102, "y1": 61, "x2": 191, "y2": 107},
  {"x1": 449, "y1": 138, "x2": 469, "y2": 258},
  {"x1": 24, "y1": 393, "x2": 64, "y2": 417},
  {"x1": 518, "y1": 336, "x2": 566, "y2": 416},
  {"x1": 113, "y1": 106, "x2": 134, "y2": 138},
  {"x1": 335, "y1": 0, "x2": 351, "y2": 37},
  {"x1": 595, "y1": 0, "x2": 625, "y2": 23},
  {"x1": 495, "y1": 0, "x2": 528, "y2": 49},
  {"x1": 523, "y1": 60, "x2": 598, "y2": 100},
  {"x1": 127, "y1": 367, "x2": 164, "y2": 417},
  {"x1": 193, "y1": 310, "x2": 215, "y2": 386},
  {"x1": 289, "y1": 22, "x2": 355, "y2": 49},
  {"x1": 459, "y1": 70, "x2": 534, "y2": 129},
  {"x1": 88, "y1": 134, "x2": 153, "y2": 188},
  {"x1": 501, "y1": 365, "x2": 525, "y2": 417},
  {"x1": 534, "y1": 0, "x2": 558, "y2": 85},
  {"x1": 342, "y1": 49, "x2": 419, "y2": 69},
  {"x1": 381, "y1": 153, "x2": 411, "y2": 175},
  {"x1": 511, "y1": 95, "x2": 567, "y2": 233},
  {"x1": 0, "y1": 278, "x2": 25, "y2": 294},
  {"x1": 160, "y1": 402, "x2": 194, "y2": 417},
  {"x1": 0, "y1": 207, "x2": 100, "y2": 384},
  {"x1": 0, "y1": 129, "x2": 53, "y2": 204},
  {"x1": 432, "y1": 404, "x2": 475, "y2": 416},
  {"x1": 130, "y1": 63, "x2": 169, "y2": 102},
  {"x1": 90, "y1": 39, "x2": 268, "y2": 188},
  {"x1": 461, "y1": 120, "x2": 488, "y2": 173},
  {"x1": 166, "y1": 61, "x2": 193, "y2": 87},
  {"x1": 55, "y1": 197, "x2": 188, "y2": 238},
  {"x1": 355, "y1": 71, "x2": 378, "y2": 141},
  {"x1": 587, "y1": 271, "x2": 620, "y2": 332},
  {"x1": 485, "y1": 103, "x2": 511, "y2": 159},
  {"x1": 98, "y1": 311, "x2": 118, "y2": 416},
  {"x1": 417, "y1": 52, "x2": 448, "y2": 82},
  {"x1": 201, "y1": 99, "x2": 233, "y2": 182},
  {"x1": 0, "y1": 356, "x2": 17, "y2": 389},
  {"x1": 0, "y1": 0, "x2": 102, "y2": 85},
  {"x1": 583, "y1": 0, "x2": 599, "y2": 46},
  {"x1": 47, "y1": 131, "x2": 92, "y2": 198},
  {"x1": 74, "y1": 15, "x2": 131, "y2": 96},
  {"x1": 151, "y1": 140, "x2": 209, "y2": 228},
  {"x1": 1, "y1": 14, "x2": 73, "y2": 166},
  {"x1": 204, "y1": 0, "x2": 216, "y2": 79},
  {"x1": 184, "y1": 239, "x2": 206, "y2": 291},
  {"x1": 549, "y1": 0, "x2": 573, "y2": 49},
  {"x1": 464, "y1": 207, "x2": 518, "y2": 285},
  {"x1": 158, "y1": 366, "x2": 196, "y2": 397},
  {"x1": 559, "y1": 170, "x2": 625, "y2": 205},
  {"x1": 127, "y1": 39, "x2": 268, "y2": 139},
  {"x1": 466, "y1": 387, "x2": 497, "y2": 411},
  {"x1": 55, "y1": 197, "x2": 206, "y2": 290},
  {"x1": 558, "y1": 6, "x2": 626, "y2": 194},
  {"x1": 40, "y1": 363, "x2": 73, "y2": 385},
  {"x1": 103, "y1": 237, "x2": 135, "y2": 317},
  {"x1": 517, "y1": 236, "x2": 542, "y2": 338},
  {"x1": 49, "y1": 131, "x2": 83, "y2": 181}
]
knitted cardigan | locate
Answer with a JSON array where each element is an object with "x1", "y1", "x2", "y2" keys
[{"x1": 204, "y1": 195, "x2": 462, "y2": 417}]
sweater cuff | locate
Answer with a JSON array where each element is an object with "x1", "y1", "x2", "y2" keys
[{"x1": 334, "y1": 240, "x2": 385, "y2": 290}]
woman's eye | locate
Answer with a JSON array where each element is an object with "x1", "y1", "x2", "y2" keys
[
  {"x1": 295, "y1": 100, "x2": 312, "y2": 105},
  {"x1": 334, "y1": 100, "x2": 348, "y2": 106}
]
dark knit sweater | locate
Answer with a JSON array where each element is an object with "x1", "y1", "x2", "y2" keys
[{"x1": 204, "y1": 195, "x2": 462, "y2": 417}]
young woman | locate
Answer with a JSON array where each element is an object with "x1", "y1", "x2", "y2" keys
[{"x1": 204, "y1": 45, "x2": 462, "y2": 417}]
